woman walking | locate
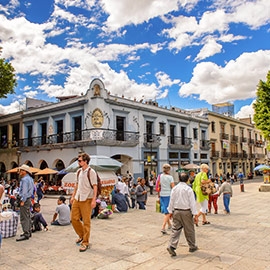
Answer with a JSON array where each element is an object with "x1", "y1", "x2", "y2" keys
[
  {"x1": 158, "y1": 164, "x2": 175, "y2": 234},
  {"x1": 192, "y1": 164, "x2": 211, "y2": 225}
]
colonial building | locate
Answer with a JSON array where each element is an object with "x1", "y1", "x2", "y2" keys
[
  {"x1": 0, "y1": 78, "x2": 210, "y2": 182},
  {"x1": 191, "y1": 107, "x2": 269, "y2": 176}
]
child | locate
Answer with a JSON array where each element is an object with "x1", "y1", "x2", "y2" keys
[
  {"x1": 32, "y1": 202, "x2": 48, "y2": 232},
  {"x1": 51, "y1": 196, "x2": 70, "y2": 226}
]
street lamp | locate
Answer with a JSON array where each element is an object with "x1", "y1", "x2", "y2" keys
[{"x1": 16, "y1": 150, "x2": 21, "y2": 166}]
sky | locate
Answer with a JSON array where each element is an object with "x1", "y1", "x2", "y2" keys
[{"x1": 0, "y1": 0, "x2": 270, "y2": 119}]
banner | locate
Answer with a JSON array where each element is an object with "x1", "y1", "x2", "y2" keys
[
  {"x1": 222, "y1": 140, "x2": 229, "y2": 150},
  {"x1": 242, "y1": 142, "x2": 248, "y2": 152}
]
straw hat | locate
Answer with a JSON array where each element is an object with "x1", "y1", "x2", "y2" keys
[{"x1": 18, "y1": 164, "x2": 32, "y2": 174}]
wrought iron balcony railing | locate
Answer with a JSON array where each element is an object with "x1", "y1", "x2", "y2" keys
[
  {"x1": 200, "y1": 140, "x2": 210, "y2": 150},
  {"x1": 143, "y1": 133, "x2": 161, "y2": 149},
  {"x1": 167, "y1": 136, "x2": 192, "y2": 150},
  {"x1": 18, "y1": 128, "x2": 140, "y2": 149}
]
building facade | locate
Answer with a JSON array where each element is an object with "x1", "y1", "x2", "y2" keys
[
  {"x1": 192, "y1": 109, "x2": 269, "y2": 177},
  {"x1": 0, "y1": 78, "x2": 210, "y2": 182}
]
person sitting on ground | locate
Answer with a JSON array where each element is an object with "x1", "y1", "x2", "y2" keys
[
  {"x1": 32, "y1": 202, "x2": 48, "y2": 232},
  {"x1": 51, "y1": 196, "x2": 70, "y2": 226},
  {"x1": 0, "y1": 203, "x2": 19, "y2": 239},
  {"x1": 111, "y1": 188, "x2": 128, "y2": 213}
]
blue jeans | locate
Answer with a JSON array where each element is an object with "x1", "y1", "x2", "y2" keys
[
  {"x1": 137, "y1": 201, "x2": 145, "y2": 210},
  {"x1": 223, "y1": 194, "x2": 231, "y2": 213}
]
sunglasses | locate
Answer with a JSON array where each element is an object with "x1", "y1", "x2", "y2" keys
[{"x1": 78, "y1": 159, "x2": 84, "y2": 163}]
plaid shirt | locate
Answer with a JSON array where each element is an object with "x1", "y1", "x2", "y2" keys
[{"x1": 0, "y1": 211, "x2": 19, "y2": 238}]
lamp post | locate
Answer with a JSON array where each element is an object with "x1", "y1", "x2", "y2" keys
[{"x1": 16, "y1": 150, "x2": 21, "y2": 166}]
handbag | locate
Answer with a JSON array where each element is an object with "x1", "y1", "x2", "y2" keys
[
  {"x1": 201, "y1": 182, "x2": 217, "y2": 196},
  {"x1": 156, "y1": 199, "x2": 161, "y2": 213}
]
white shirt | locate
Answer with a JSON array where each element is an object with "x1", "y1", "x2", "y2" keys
[
  {"x1": 75, "y1": 167, "x2": 97, "y2": 201},
  {"x1": 167, "y1": 182, "x2": 198, "y2": 215},
  {"x1": 115, "y1": 181, "x2": 125, "y2": 195}
]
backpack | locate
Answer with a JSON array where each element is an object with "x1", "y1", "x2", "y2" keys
[{"x1": 77, "y1": 168, "x2": 102, "y2": 197}]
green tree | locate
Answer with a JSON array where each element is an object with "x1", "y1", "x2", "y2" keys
[
  {"x1": 253, "y1": 71, "x2": 270, "y2": 148},
  {"x1": 0, "y1": 47, "x2": 17, "y2": 98}
]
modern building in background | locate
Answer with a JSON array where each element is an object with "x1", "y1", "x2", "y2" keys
[{"x1": 0, "y1": 78, "x2": 210, "y2": 182}]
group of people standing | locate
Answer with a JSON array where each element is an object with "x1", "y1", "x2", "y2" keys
[{"x1": 156, "y1": 163, "x2": 233, "y2": 257}]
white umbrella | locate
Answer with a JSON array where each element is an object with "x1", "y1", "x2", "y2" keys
[
  {"x1": 64, "y1": 155, "x2": 122, "y2": 172},
  {"x1": 253, "y1": 164, "x2": 270, "y2": 171},
  {"x1": 183, "y1": 164, "x2": 200, "y2": 170}
]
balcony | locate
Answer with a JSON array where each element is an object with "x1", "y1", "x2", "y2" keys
[
  {"x1": 256, "y1": 153, "x2": 266, "y2": 159},
  {"x1": 255, "y1": 140, "x2": 264, "y2": 148},
  {"x1": 200, "y1": 140, "x2": 210, "y2": 150},
  {"x1": 143, "y1": 133, "x2": 161, "y2": 149},
  {"x1": 221, "y1": 151, "x2": 230, "y2": 159},
  {"x1": 230, "y1": 152, "x2": 240, "y2": 159},
  {"x1": 230, "y1": 135, "x2": 238, "y2": 143},
  {"x1": 210, "y1": 151, "x2": 220, "y2": 159},
  {"x1": 248, "y1": 138, "x2": 254, "y2": 145},
  {"x1": 167, "y1": 136, "x2": 192, "y2": 150},
  {"x1": 18, "y1": 128, "x2": 140, "y2": 151},
  {"x1": 220, "y1": 133, "x2": 229, "y2": 140},
  {"x1": 240, "y1": 137, "x2": 247, "y2": 143}
]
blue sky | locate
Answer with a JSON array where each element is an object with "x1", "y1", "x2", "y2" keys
[{"x1": 0, "y1": 0, "x2": 270, "y2": 118}]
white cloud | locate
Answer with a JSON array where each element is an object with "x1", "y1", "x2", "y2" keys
[
  {"x1": 235, "y1": 101, "x2": 255, "y2": 120},
  {"x1": 155, "y1": 71, "x2": 181, "y2": 88},
  {"x1": 101, "y1": 0, "x2": 180, "y2": 31},
  {"x1": 194, "y1": 38, "x2": 222, "y2": 61},
  {"x1": 0, "y1": 100, "x2": 23, "y2": 114},
  {"x1": 231, "y1": 0, "x2": 270, "y2": 29},
  {"x1": 179, "y1": 50, "x2": 270, "y2": 104}
]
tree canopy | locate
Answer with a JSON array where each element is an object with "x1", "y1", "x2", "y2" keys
[
  {"x1": 0, "y1": 48, "x2": 17, "y2": 99},
  {"x1": 253, "y1": 71, "x2": 270, "y2": 148}
]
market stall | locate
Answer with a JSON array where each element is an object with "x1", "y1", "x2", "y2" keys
[{"x1": 61, "y1": 170, "x2": 117, "y2": 196}]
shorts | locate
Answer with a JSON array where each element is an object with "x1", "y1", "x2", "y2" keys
[{"x1": 199, "y1": 199, "x2": 208, "y2": 213}]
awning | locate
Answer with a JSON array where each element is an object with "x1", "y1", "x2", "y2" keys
[
  {"x1": 61, "y1": 171, "x2": 117, "y2": 189},
  {"x1": 97, "y1": 171, "x2": 117, "y2": 187}
]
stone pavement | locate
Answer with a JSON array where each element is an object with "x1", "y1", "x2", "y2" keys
[{"x1": 1, "y1": 178, "x2": 270, "y2": 270}]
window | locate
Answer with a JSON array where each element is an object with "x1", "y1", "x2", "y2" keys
[
  {"x1": 146, "y1": 121, "x2": 153, "y2": 142},
  {"x1": 159, "y1": 122, "x2": 165, "y2": 135},
  {"x1": 193, "y1": 128, "x2": 198, "y2": 139},
  {"x1": 41, "y1": 123, "x2": 47, "y2": 144},
  {"x1": 211, "y1": 121, "x2": 215, "y2": 133},
  {"x1": 170, "y1": 125, "x2": 175, "y2": 144},
  {"x1": 73, "y1": 116, "x2": 82, "y2": 141},
  {"x1": 116, "y1": 116, "x2": 125, "y2": 141},
  {"x1": 27, "y1": 125, "x2": 33, "y2": 146},
  {"x1": 200, "y1": 153, "x2": 208, "y2": 159},
  {"x1": 201, "y1": 130, "x2": 206, "y2": 140},
  {"x1": 194, "y1": 153, "x2": 198, "y2": 159},
  {"x1": 56, "y1": 120, "x2": 63, "y2": 143},
  {"x1": 169, "y1": 152, "x2": 178, "y2": 159},
  {"x1": 181, "y1": 126, "x2": 186, "y2": 145}
]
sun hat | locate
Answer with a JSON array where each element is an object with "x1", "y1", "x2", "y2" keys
[{"x1": 18, "y1": 164, "x2": 32, "y2": 174}]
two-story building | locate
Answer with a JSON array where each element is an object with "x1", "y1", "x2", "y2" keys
[{"x1": 0, "y1": 78, "x2": 210, "y2": 182}]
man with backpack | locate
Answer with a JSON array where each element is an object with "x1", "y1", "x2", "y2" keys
[{"x1": 70, "y1": 153, "x2": 97, "y2": 252}]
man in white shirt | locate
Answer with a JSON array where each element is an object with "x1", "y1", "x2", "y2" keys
[
  {"x1": 167, "y1": 173, "x2": 199, "y2": 257},
  {"x1": 70, "y1": 153, "x2": 97, "y2": 252}
]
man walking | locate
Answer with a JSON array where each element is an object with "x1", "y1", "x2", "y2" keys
[
  {"x1": 16, "y1": 164, "x2": 34, "y2": 241},
  {"x1": 219, "y1": 178, "x2": 233, "y2": 214},
  {"x1": 70, "y1": 153, "x2": 97, "y2": 252},
  {"x1": 167, "y1": 173, "x2": 198, "y2": 257}
]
